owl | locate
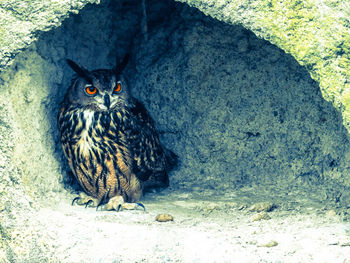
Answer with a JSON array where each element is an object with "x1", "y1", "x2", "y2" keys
[{"x1": 58, "y1": 55, "x2": 177, "y2": 211}]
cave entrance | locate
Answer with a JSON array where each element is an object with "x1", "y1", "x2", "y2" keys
[
  {"x1": 2, "y1": 0, "x2": 350, "y2": 261},
  {"x1": 10, "y1": 0, "x2": 349, "y2": 207}
]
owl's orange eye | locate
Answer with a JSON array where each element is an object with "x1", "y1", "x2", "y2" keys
[
  {"x1": 114, "y1": 82, "x2": 122, "y2": 93},
  {"x1": 85, "y1": 85, "x2": 97, "y2": 95}
]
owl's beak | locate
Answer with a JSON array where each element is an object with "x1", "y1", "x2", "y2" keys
[{"x1": 104, "y1": 94, "x2": 111, "y2": 109}]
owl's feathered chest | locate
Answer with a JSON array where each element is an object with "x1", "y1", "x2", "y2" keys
[
  {"x1": 59, "y1": 105, "x2": 139, "y2": 200},
  {"x1": 73, "y1": 110, "x2": 112, "y2": 156},
  {"x1": 59, "y1": 106, "x2": 131, "y2": 151}
]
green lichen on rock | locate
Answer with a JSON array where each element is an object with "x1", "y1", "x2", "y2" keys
[
  {"x1": 0, "y1": 0, "x2": 100, "y2": 70},
  {"x1": 175, "y1": 0, "x2": 350, "y2": 132}
]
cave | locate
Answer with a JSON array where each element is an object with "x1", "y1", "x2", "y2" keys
[{"x1": 1, "y1": 0, "x2": 350, "y2": 261}]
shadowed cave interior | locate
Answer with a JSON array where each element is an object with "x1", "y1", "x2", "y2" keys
[{"x1": 10, "y1": 0, "x2": 350, "y2": 209}]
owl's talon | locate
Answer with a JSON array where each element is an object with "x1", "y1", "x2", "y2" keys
[
  {"x1": 72, "y1": 197, "x2": 80, "y2": 206},
  {"x1": 85, "y1": 200, "x2": 94, "y2": 208},
  {"x1": 71, "y1": 192, "x2": 99, "y2": 208},
  {"x1": 96, "y1": 203, "x2": 103, "y2": 211},
  {"x1": 118, "y1": 202, "x2": 146, "y2": 211},
  {"x1": 135, "y1": 202, "x2": 146, "y2": 211},
  {"x1": 102, "y1": 195, "x2": 145, "y2": 211}
]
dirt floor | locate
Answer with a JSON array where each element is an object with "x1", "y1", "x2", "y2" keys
[{"x1": 28, "y1": 186, "x2": 350, "y2": 263}]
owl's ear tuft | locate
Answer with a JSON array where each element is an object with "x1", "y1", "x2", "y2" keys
[
  {"x1": 66, "y1": 59, "x2": 93, "y2": 82},
  {"x1": 114, "y1": 54, "x2": 130, "y2": 76}
]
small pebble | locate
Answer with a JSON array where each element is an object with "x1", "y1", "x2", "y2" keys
[
  {"x1": 326, "y1": 209, "x2": 337, "y2": 217},
  {"x1": 155, "y1": 214, "x2": 174, "y2": 222},
  {"x1": 192, "y1": 186, "x2": 201, "y2": 192},
  {"x1": 251, "y1": 212, "x2": 271, "y2": 222},
  {"x1": 248, "y1": 202, "x2": 275, "y2": 212},
  {"x1": 258, "y1": 240, "x2": 278, "y2": 247},
  {"x1": 238, "y1": 205, "x2": 247, "y2": 210},
  {"x1": 340, "y1": 242, "x2": 350, "y2": 247}
]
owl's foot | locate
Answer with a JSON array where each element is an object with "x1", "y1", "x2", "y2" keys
[
  {"x1": 104, "y1": 195, "x2": 146, "y2": 212},
  {"x1": 72, "y1": 192, "x2": 99, "y2": 208}
]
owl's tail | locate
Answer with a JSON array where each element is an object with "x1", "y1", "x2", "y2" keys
[
  {"x1": 143, "y1": 149, "x2": 178, "y2": 193},
  {"x1": 165, "y1": 148, "x2": 179, "y2": 172}
]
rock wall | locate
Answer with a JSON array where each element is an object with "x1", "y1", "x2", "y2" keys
[
  {"x1": 175, "y1": 0, "x2": 350, "y2": 131},
  {"x1": 0, "y1": 0, "x2": 100, "y2": 69},
  {"x1": 0, "y1": 0, "x2": 350, "y2": 261}
]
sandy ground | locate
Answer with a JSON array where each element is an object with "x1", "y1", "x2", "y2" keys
[{"x1": 27, "y1": 186, "x2": 350, "y2": 263}]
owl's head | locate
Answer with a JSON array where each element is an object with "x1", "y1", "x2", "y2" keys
[{"x1": 64, "y1": 55, "x2": 130, "y2": 111}]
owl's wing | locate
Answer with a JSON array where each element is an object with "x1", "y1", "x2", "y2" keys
[{"x1": 128, "y1": 99, "x2": 168, "y2": 182}]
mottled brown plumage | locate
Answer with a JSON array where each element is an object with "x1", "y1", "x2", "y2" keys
[{"x1": 58, "y1": 56, "x2": 177, "y2": 210}]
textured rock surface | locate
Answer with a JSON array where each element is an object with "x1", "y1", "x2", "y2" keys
[
  {"x1": 0, "y1": 0, "x2": 100, "y2": 69},
  {"x1": 176, "y1": 0, "x2": 350, "y2": 131},
  {"x1": 0, "y1": 0, "x2": 350, "y2": 261}
]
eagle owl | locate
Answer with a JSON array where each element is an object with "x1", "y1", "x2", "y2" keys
[{"x1": 58, "y1": 55, "x2": 177, "y2": 211}]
